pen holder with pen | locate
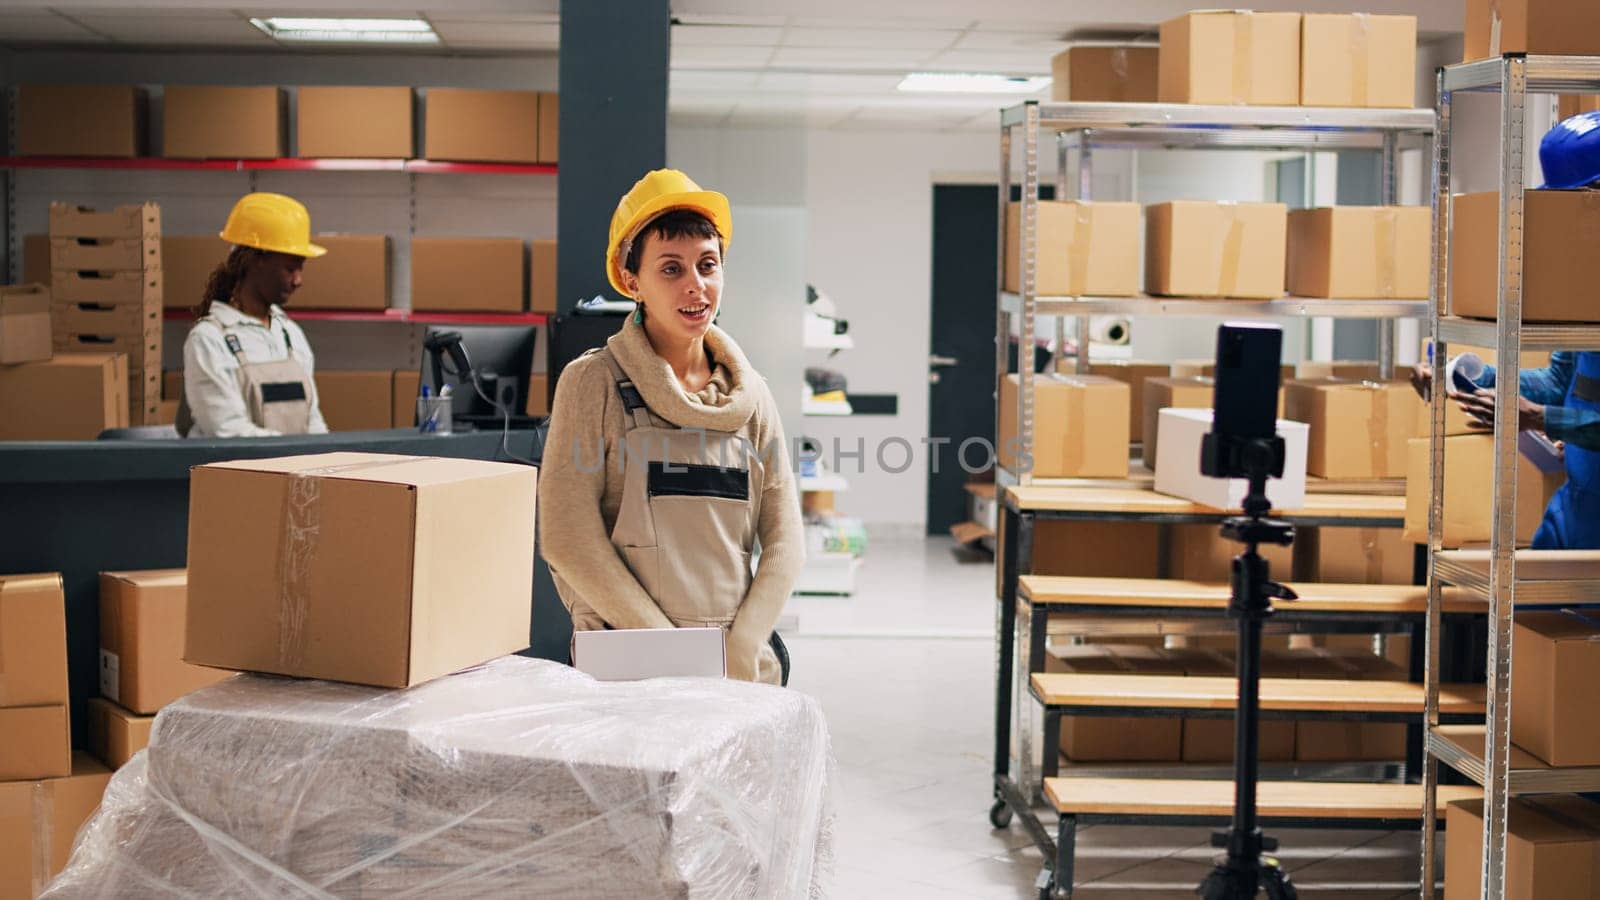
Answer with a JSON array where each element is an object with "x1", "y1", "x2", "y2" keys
[{"x1": 418, "y1": 395, "x2": 453, "y2": 434}]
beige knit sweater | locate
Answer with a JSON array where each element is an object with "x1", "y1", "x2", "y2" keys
[{"x1": 539, "y1": 317, "x2": 804, "y2": 682}]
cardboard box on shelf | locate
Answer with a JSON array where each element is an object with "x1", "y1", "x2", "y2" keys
[
  {"x1": 1445, "y1": 795, "x2": 1600, "y2": 900},
  {"x1": 185, "y1": 453, "x2": 538, "y2": 687},
  {"x1": 530, "y1": 239, "x2": 557, "y2": 314},
  {"x1": 49, "y1": 268, "x2": 162, "y2": 307},
  {"x1": 1283, "y1": 379, "x2": 1414, "y2": 479},
  {"x1": 315, "y1": 371, "x2": 396, "y2": 432},
  {"x1": 163, "y1": 85, "x2": 284, "y2": 159},
  {"x1": 297, "y1": 86, "x2": 413, "y2": 159},
  {"x1": 49, "y1": 202, "x2": 160, "y2": 240},
  {"x1": 1299, "y1": 14, "x2": 1417, "y2": 108},
  {"x1": 537, "y1": 92, "x2": 559, "y2": 164},
  {"x1": 1050, "y1": 46, "x2": 1158, "y2": 103},
  {"x1": 1086, "y1": 361, "x2": 1169, "y2": 444},
  {"x1": 1294, "y1": 527, "x2": 1416, "y2": 585},
  {"x1": 1560, "y1": 94, "x2": 1600, "y2": 120},
  {"x1": 993, "y1": 518, "x2": 1161, "y2": 599},
  {"x1": 160, "y1": 236, "x2": 229, "y2": 310},
  {"x1": 100, "y1": 569, "x2": 231, "y2": 715},
  {"x1": 1003, "y1": 201, "x2": 1141, "y2": 297},
  {"x1": 411, "y1": 238, "x2": 525, "y2": 313},
  {"x1": 998, "y1": 373, "x2": 1130, "y2": 478},
  {"x1": 1463, "y1": 0, "x2": 1600, "y2": 61},
  {"x1": 1158, "y1": 11, "x2": 1301, "y2": 106},
  {"x1": 294, "y1": 235, "x2": 389, "y2": 310},
  {"x1": 1142, "y1": 376, "x2": 1213, "y2": 469},
  {"x1": 52, "y1": 300, "x2": 161, "y2": 337},
  {"x1": 86, "y1": 697, "x2": 153, "y2": 770},
  {"x1": 1287, "y1": 207, "x2": 1429, "y2": 299},
  {"x1": 49, "y1": 235, "x2": 161, "y2": 272},
  {"x1": 0, "y1": 284, "x2": 52, "y2": 365},
  {"x1": 16, "y1": 85, "x2": 145, "y2": 157},
  {"x1": 0, "y1": 753, "x2": 113, "y2": 897},
  {"x1": 1045, "y1": 645, "x2": 1183, "y2": 762},
  {"x1": 392, "y1": 369, "x2": 422, "y2": 428},
  {"x1": 0, "y1": 353, "x2": 128, "y2": 440},
  {"x1": 1402, "y1": 435, "x2": 1561, "y2": 545},
  {"x1": 424, "y1": 89, "x2": 540, "y2": 164},
  {"x1": 25, "y1": 234, "x2": 51, "y2": 285},
  {"x1": 1454, "y1": 190, "x2": 1600, "y2": 322},
  {"x1": 1146, "y1": 201, "x2": 1288, "y2": 299},
  {"x1": 1154, "y1": 409, "x2": 1309, "y2": 511},
  {"x1": 1512, "y1": 610, "x2": 1600, "y2": 767},
  {"x1": 1167, "y1": 523, "x2": 1294, "y2": 582}
]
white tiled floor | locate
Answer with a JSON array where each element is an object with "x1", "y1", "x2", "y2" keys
[{"x1": 784, "y1": 534, "x2": 1426, "y2": 899}]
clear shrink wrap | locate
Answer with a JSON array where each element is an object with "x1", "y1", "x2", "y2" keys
[{"x1": 45, "y1": 656, "x2": 834, "y2": 898}]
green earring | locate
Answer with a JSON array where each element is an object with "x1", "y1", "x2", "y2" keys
[{"x1": 632, "y1": 303, "x2": 643, "y2": 325}]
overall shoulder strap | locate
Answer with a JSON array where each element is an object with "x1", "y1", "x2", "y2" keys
[{"x1": 596, "y1": 348, "x2": 659, "y2": 431}]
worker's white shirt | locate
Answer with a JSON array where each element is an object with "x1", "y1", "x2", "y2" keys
[{"x1": 182, "y1": 301, "x2": 329, "y2": 438}]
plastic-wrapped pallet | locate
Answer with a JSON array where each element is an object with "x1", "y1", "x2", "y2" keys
[{"x1": 44, "y1": 656, "x2": 834, "y2": 899}]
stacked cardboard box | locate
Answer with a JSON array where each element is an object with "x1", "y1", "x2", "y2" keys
[
  {"x1": 1050, "y1": 46, "x2": 1158, "y2": 103},
  {"x1": 49, "y1": 202, "x2": 164, "y2": 425},
  {"x1": 1283, "y1": 378, "x2": 1416, "y2": 479},
  {"x1": 0, "y1": 753, "x2": 113, "y2": 898},
  {"x1": 1446, "y1": 795, "x2": 1600, "y2": 899},
  {"x1": 15, "y1": 85, "x2": 145, "y2": 157},
  {"x1": 0, "y1": 283, "x2": 52, "y2": 365},
  {"x1": 0, "y1": 573, "x2": 72, "y2": 781}
]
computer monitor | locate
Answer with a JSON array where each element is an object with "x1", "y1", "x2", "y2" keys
[{"x1": 417, "y1": 325, "x2": 539, "y2": 425}]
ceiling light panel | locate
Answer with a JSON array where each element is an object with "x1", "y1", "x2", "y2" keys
[{"x1": 251, "y1": 17, "x2": 440, "y2": 44}]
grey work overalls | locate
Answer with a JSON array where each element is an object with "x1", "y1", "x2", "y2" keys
[{"x1": 177, "y1": 324, "x2": 315, "y2": 436}]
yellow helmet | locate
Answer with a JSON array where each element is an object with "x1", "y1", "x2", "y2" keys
[
  {"x1": 219, "y1": 192, "x2": 327, "y2": 258},
  {"x1": 606, "y1": 169, "x2": 731, "y2": 297}
]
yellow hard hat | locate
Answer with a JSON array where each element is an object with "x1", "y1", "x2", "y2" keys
[
  {"x1": 219, "y1": 192, "x2": 327, "y2": 258},
  {"x1": 606, "y1": 169, "x2": 731, "y2": 297}
]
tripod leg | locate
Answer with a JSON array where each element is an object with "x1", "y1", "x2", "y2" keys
[{"x1": 1260, "y1": 859, "x2": 1299, "y2": 900}]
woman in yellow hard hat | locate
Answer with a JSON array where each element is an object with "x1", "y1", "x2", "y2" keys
[
  {"x1": 539, "y1": 169, "x2": 805, "y2": 684},
  {"x1": 178, "y1": 192, "x2": 330, "y2": 438}
]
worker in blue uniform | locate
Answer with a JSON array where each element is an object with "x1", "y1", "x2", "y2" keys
[{"x1": 1412, "y1": 112, "x2": 1600, "y2": 550}]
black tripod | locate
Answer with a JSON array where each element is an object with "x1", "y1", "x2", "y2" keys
[{"x1": 1197, "y1": 440, "x2": 1299, "y2": 900}]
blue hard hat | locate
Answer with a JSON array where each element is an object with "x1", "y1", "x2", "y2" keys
[{"x1": 1540, "y1": 112, "x2": 1600, "y2": 189}]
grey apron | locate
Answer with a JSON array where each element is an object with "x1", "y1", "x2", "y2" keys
[{"x1": 177, "y1": 323, "x2": 314, "y2": 437}]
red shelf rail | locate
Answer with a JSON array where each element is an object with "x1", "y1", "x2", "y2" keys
[
  {"x1": 162, "y1": 308, "x2": 548, "y2": 325},
  {"x1": 0, "y1": 157, "x2": 557, "y2": 175}
]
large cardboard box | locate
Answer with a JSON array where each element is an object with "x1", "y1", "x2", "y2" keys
[
  {"x1": 1167, "y1": 523, "x2": 1294, "y2": 582},
  {"x1": 1050, "y1": 46, "x2": 1158, "y2": 103},
  {"x1": 17, "y1": 85, "x2": 143, "y2": 157},
  {"x1": 1445, "y1": 796, "x2": 1600, "y2": 900},
  {"x1": 49, "y1": 268, "x2": 162, "y2": 307},
  {"x1": 1403, "y1": 435, "x2": 1561, "y2": 545},
  {"x1": 1045, "y1": 645, "x2": 1183, "y2": 762},
  {"x1": 1287, "y1": 207, "x2": 1429, "y2": 299},
  {"x1": 294, "y1": 235, "x2": 389, "y2": 310},
  {"x1": 49, "y1": 235, "x2": 161, "y2": 272},
  {"x1": 392, "y1": 369, "x2": 421, "y2": 428},
  {"x1": 1155, "y1": 409, "x2": 1309, "y2": 511},
  {"x1": 1464, "y1": 0, "x2": 1600, "y2": 61},
  {"x1": 1142, "y1": 376, "x2": 1213, "y2": 469},
  {"x1": 1158, "y1": 11, "x2": 1301, "y2": 106},
  {"x1": 1512, "y1": 610, "x2": 1600, "y2": 767},
  {"x1": 86, "y1": 697, "x2": 153, "y2": 770},
  {"x1": 1453, "y1": 190, "x2": 1600, "y2": 322},
  {"x1": 316, "y1": 371, "x2": 397, "y2": 431},
  {"x1": 530, "y1": 239, "x2": 557, "y2": 314},
  {"x1": 297, "y1": 86, "x2": 413, "y2": 159},
  {"x1": 1146, "y1": 201, "x2": 1287, "y2": 299},
  {"x1": 0, "y1": 573, "x2": 69, "y2": 709},
  {"x1": 185, "y1": 453, "x2": 538, "y2": 688},
  {"x1": 1003, "y1": 201, "x2": 1141, "y2": 297},
  {"x1": 0, "y1": 754, "x2": 112, "y2": 898},
  {"x1": 424, "y1": 89, "x2": 540, "y2": 164},
  {"x1": 1295, "y1": 527, "x2": 1416, "y2": 585},
  {"x1": 1299, "y1": 15, "x2": 1417, "y2": 108},
  {"x1": 537, "y1": 92, "x2": 559, "y2": 164},
  {"x1": 49, "y1": 202, "x2": 160, "y2": 240},
  {"x1": 161, "y1": 235, "x2": 229, "y2": 310},
  {"x1": 1086, "y1": 361, "x2": 1168, "y2": 444},
  {"x1": 1284, "y1": 379, "x2": 1414, "y2": 479},
  {"x1": 994, "y1": 518, "x2": 1161, "y2": 599},
  {"x1": 0, "y1": 706, "x2": 71, "y2": 781},
  {"x1": 0, "y1": 353, "x2": 128, "y2": 440},
  {"x1": 99, "y1": 569, "x2": 230, "y2": 715},
  {"x1": 163, "y1": 85, "x2": 284, "y2": 159},
  {"x1": 998, "y1": 373, "x2": 1130, "y2": 478},
  {"x1": 0, "y1": 284, "x2": 52, "y2": 365},
  {"x1": 411, "y1": 238, "x2": 525, "y2": 313}
]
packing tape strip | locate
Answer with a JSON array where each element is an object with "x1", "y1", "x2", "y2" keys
[
  {"x1": 30, "y1": 782, "x2": 51, "y2": 898},
  {"x1": 1231, "y1": 12, "x2": 1251, "y2": 105},
  {"x1": 1350, "y1": 13, "x2": 1371, "y2": 106},
  {"x1": 1373, "y1": 208, "x2": 1398, "y2": 299},
  {"x1": 1488, "y1": 0, "x2": 1502, "y2": 57},
  {"x1": 1359, "y1": 528, "x2": 1384, "y2": 582},
  {"x1": 1068, "y1": 204, "x2": 1094, "y2": 297},
  {"x1": 1064, "y1": 377, "x2": 1086, "y2": 475},
  {"x1": 1217, "y1": 204, "x2": 1246, "y2": 297},
  {"x1": 1362, "y1": 381, "x2": 1389, "y2": 478},
  {"x1": 277, "y1": 456, "x2": 425, "y2": 667}
]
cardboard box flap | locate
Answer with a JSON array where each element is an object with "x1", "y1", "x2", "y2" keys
[
  {"x1": 200, "y1": 453, "x2": 531, "y2": 488},
  {"x1": 0, "y1": 283, "x2": 51, "y2": 312},
  {"x1": 103, "y1": 569, "x2": 186, "y2": 589},
  {"x1": 1518, "y1": 609, "x2": 1600, "y2": 643},
  {"x1": 0, "y1": 572, "x2": 64, "y2": 594}
]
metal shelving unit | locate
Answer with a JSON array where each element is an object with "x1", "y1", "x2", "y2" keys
[
  {"x1": 1419, "y1": 55, "x2": 1600, "y2": 900},
  {"x1": 997, "y1": 100, "x2": 1435, "y2": 488}
]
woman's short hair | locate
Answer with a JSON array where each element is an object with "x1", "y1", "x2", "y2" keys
[{"x1": 624, "y1": 208, "x2": 723, "y2": 274}]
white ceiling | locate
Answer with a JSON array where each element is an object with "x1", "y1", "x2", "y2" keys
[{"x1": 0, "y1": 1, "x2": 1464, "y2": 132}]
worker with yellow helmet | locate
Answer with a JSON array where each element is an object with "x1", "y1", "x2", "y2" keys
[
  {"x1": 539, "y1": 169, "x2": 805, "y2": 684},
  {"x1": 178, "y1": 192, "x2": 330, "y2": 438}
]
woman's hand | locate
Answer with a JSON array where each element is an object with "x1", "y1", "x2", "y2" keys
[
  {"x1": 1410, "y1": 363, "x2": 1434, "y2": 401},
  {"x1": 725, "y1": 630, "x2": 761, "y2": 682},
  {"x1": 1456, "y1": 388, "x2": 1547, "y2": 433}
]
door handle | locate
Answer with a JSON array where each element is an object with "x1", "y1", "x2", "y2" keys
[{"x1": 929, "y1": 354, "x2": 959, "y2": 368}]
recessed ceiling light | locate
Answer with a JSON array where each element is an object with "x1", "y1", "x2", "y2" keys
[
  {"x1": 250, "y1": 17, "x2": 440, "y2": 44},
  {"x1": 896, "y1": 73, "x2": 1051, "y2": 94}
]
